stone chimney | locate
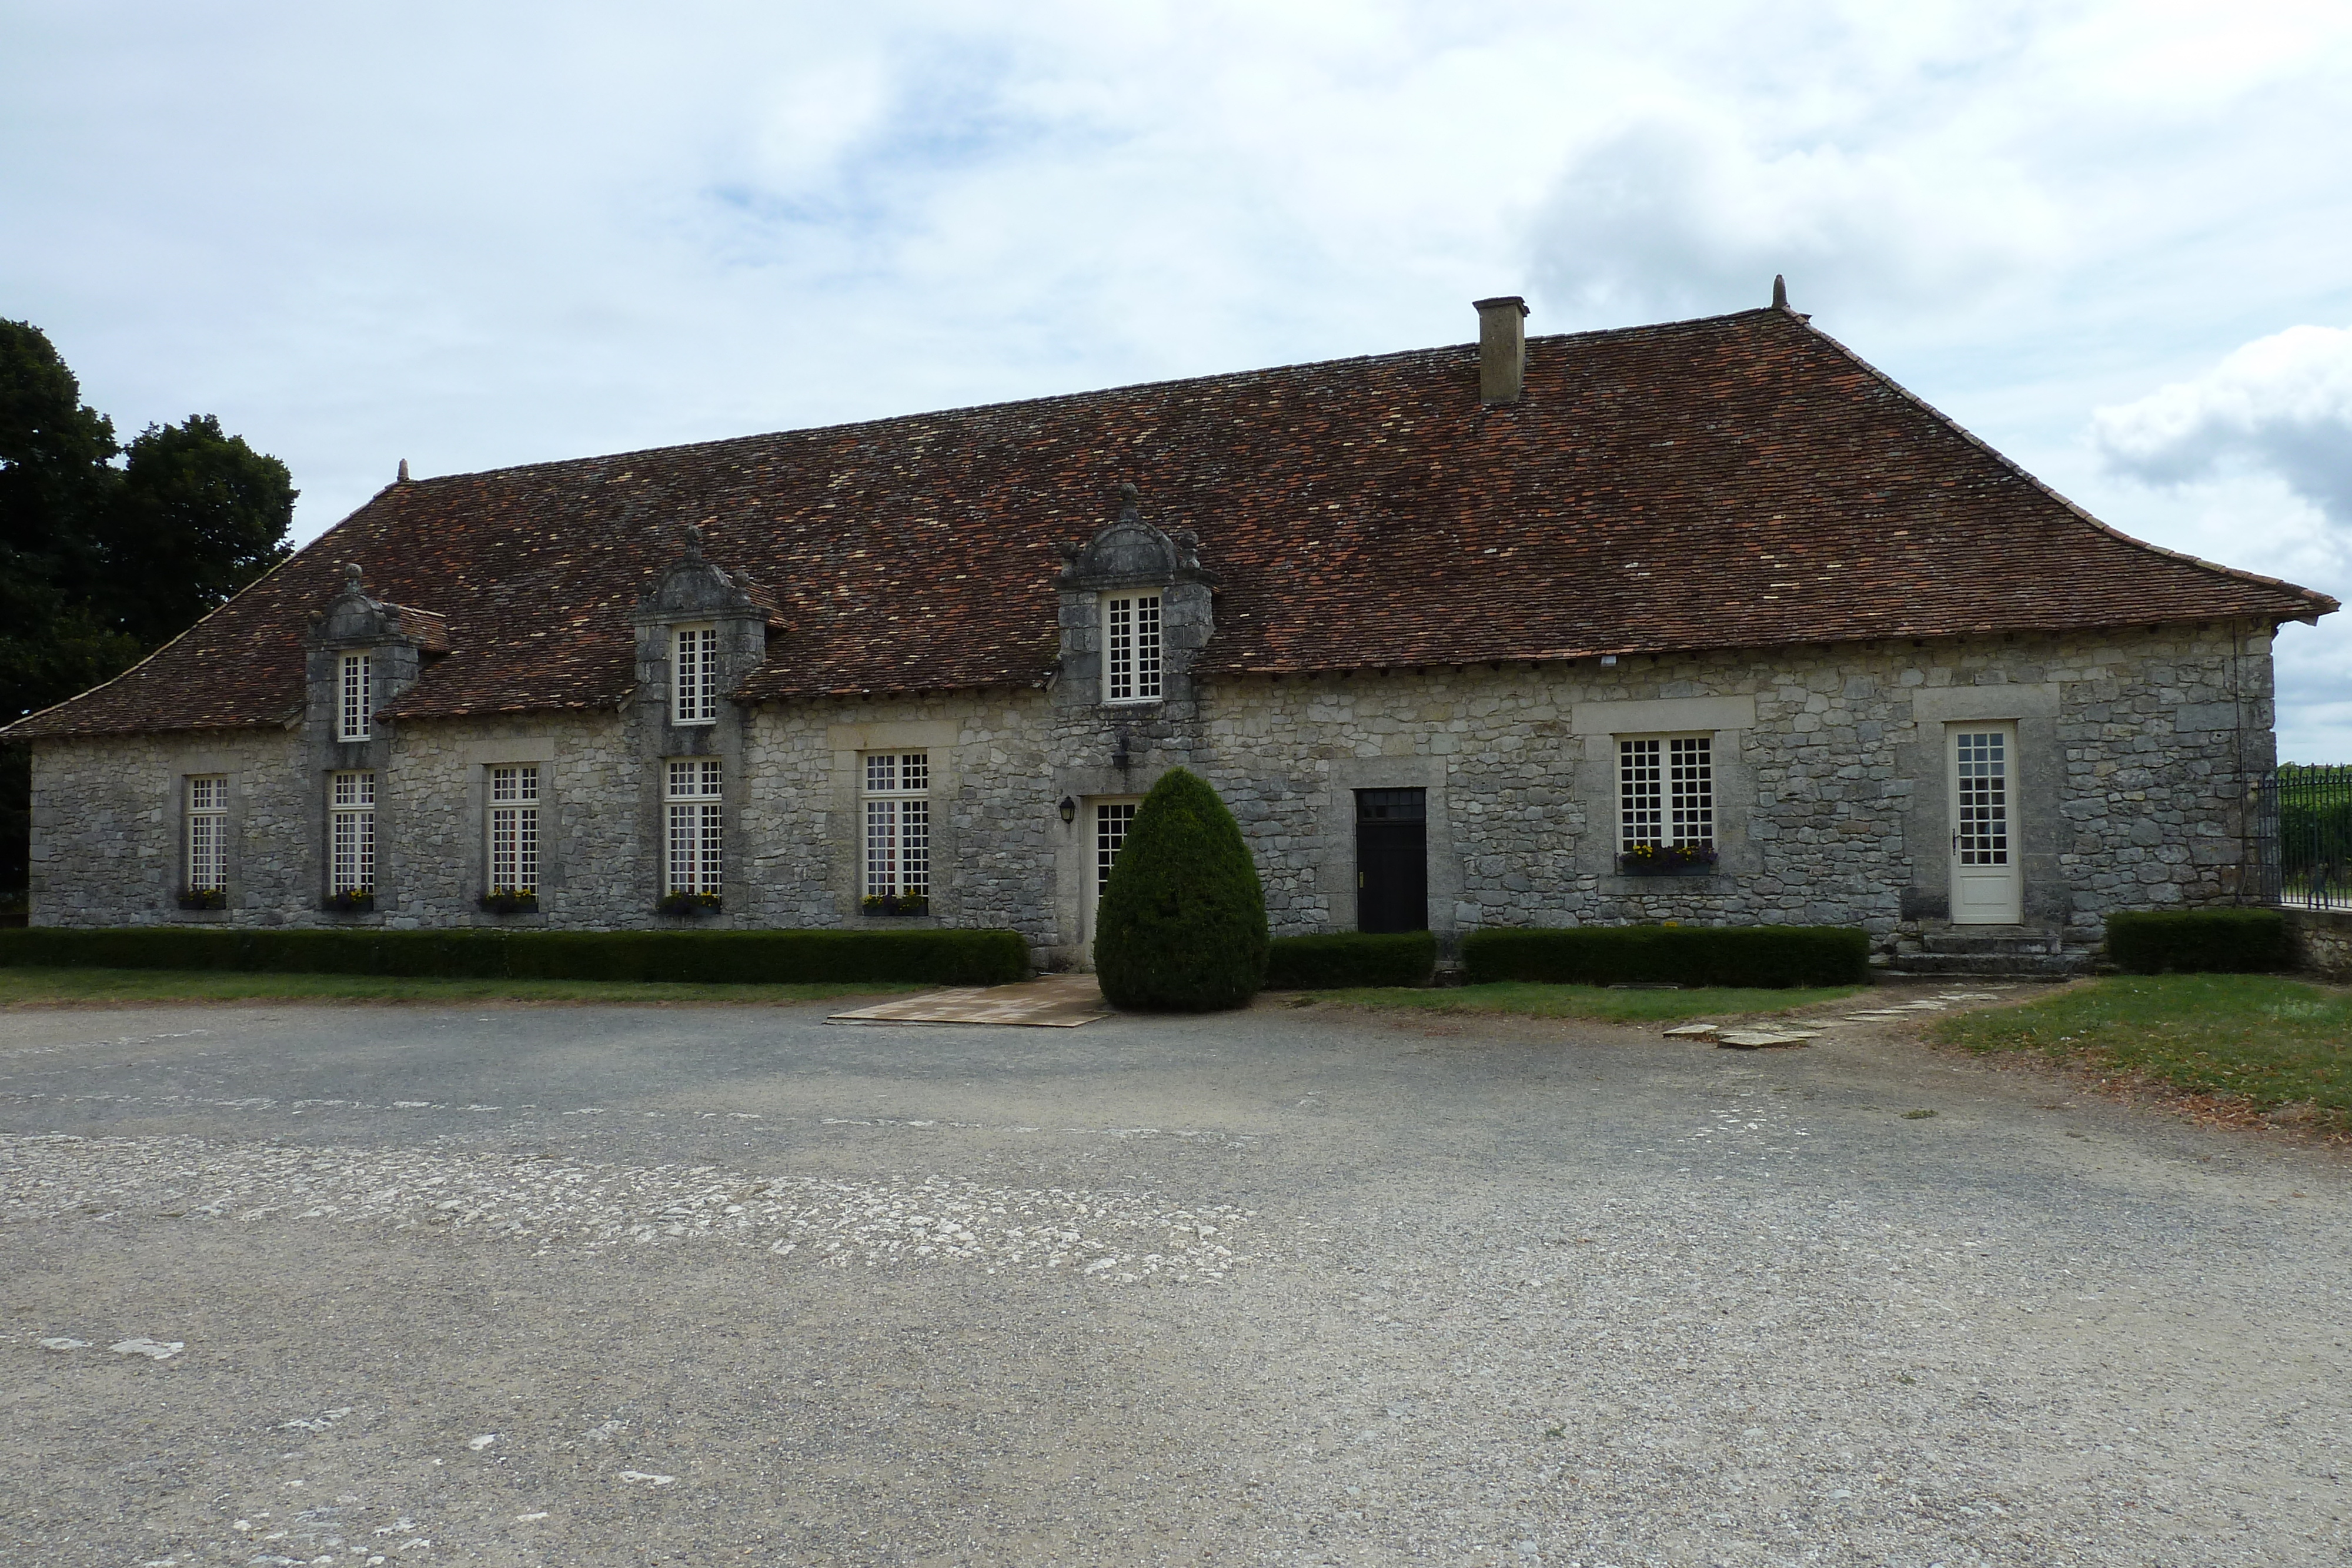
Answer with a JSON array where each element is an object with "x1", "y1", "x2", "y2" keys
[{"x1": 1474, "y1": 296, "x2": 1529, "y2": 405}]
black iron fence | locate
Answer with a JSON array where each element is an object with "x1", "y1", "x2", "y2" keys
[{"x1": 2254, "y1": 764, "x2": 2352, "y2": 910}]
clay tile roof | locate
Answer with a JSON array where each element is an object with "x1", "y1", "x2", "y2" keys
[
  {"x1": 7, "y1": 307, "x2": 2334, "y2": 740},
  {"x1": 387, "y1": 604, "x2": 451, "y2": 654}
]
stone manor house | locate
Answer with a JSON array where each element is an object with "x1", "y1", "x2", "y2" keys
[{"x1": 8, "y1": 291, "x2": 2335, "y2": 970}]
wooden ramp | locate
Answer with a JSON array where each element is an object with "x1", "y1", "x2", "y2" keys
[{"x1": 828, "y1": 973, "x2": 1111, "y2": 1028}]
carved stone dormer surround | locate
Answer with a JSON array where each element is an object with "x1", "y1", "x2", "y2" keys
[
  {"x1": 627, "y1": 525, "x2": 773, "y2": 921},
  {"x1": 1053, "y1": 482, "x2": 1217, "y2": 713},
  {"x1": 302, "y1": 563, "x2": 449, "y2": 915}
]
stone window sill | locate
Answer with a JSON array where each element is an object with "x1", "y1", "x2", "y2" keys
[{"x1": 1601, "y1": 873, "x2": 1726, "y2": 892}]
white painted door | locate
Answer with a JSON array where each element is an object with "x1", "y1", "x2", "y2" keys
[
  {"x1": 1082, "y1": 797, "x2": 1142, "y2": 968},
  {"x1": 1949, "y1": 723, "x2": 2023, "y2": 925}
]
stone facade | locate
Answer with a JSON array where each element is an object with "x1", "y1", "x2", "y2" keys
[{"x1": 29, "y1": 617, "x2": 2280, "y2": 970}]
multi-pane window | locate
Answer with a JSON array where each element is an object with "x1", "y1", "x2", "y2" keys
[
  {"x1": 1954, "y1": 731, "x2": 2010, "y2": 865},
  {"x1": 185, "y1": 775, "x2": 228, "y2": 892},
  {"x1": 487, "y1": 764, "x2": 540, "y2": 891},
  {"x1": 1095, "y1": 801, "x2": 1138, "y2": 895},
  {"x1": 1619, "y1": 736, "x2": 1715, "y2": 849},
  {"x1": 665, "y1": 758, "x2": 723, "y2": 894},
  {"x1": 338, "y1": 653, "x2": 372, "y2": 741},
  {"x1": 673, "y1": 625, "x2": 719, "y2": 725},
  {"x1": 329, "y1": 770, "x2": 376, "y2": 893},
  {"x1": 863, "y1": 752, "x2": 931, "y2": 898},
  {"x1": 1102, "y1": 593, "x2": 1162, "y2": 704}
]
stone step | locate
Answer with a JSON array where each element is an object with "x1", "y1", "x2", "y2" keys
[
  {"x1": 1915, "y1": 927, "x2": 2068, "y2": 955},
  {"x1": 1883, "y1": 951, "x2": 2093, "y2": 978}
]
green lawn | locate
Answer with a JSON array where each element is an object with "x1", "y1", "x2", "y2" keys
[
  {"x1": 1932, "y1": 974, "x2": 2352, "y2": 1130},
  {"x1": 0, "y1": 966, "x2": 928, "y2": 1007},
  {"x1": 1305, "y1": 980, "x2": 1866, "y2": 1024}
]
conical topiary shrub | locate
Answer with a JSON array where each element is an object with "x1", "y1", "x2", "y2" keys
[{"x1": 1094, "y1": 768, "x2": 1269, "y2": 1012}]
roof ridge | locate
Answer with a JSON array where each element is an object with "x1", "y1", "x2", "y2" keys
[
  {"x1": 1789, "y1": 313, "x2": 2340, "y2": 621},
  {"x1": 392, "y1": 310, "x2": 1793, "y2": 495}
]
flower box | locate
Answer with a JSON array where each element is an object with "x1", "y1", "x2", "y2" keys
[
  {"x1": 657, "y1": 890, "x2": 723, "y2": 918},
  {"x1": 322, "y1": 890, "x2": 376, "y2": 914},
  {"x1": 176, "y1": 888, "x2": 227, "y2": 911},
  {"x1": 1617, "y1": 844, "x2": 1719, "y2": 877},
  {"x1": 860, "y1": 892, "x2": 931, "y2": 917},
  {"x1": 477, "y1": 888, "x2": 540, "y2": 915}
]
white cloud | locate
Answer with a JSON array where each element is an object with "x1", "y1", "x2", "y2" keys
[
  {"x1": 2090, "y1": 325, "x2": 2352, "y2": 523},
  {"x1": 1528, "y1": 113, "x2": 2062, "y2": 325},
  {"x1": 7, "y1": 1, "x2": 2352, "y2": 745}
]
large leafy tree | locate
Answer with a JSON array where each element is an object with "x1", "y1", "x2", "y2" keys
[
  {"x1": 0, "y1": 319, "x2": 295, "y2": 904},
  {"x1": 102, "y1": 414, "x2": 298, "y2": 648}
]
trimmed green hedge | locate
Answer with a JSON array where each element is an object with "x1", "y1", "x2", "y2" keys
[
  {"x1": 0, "y1": 926, "x2": 1028, "y2": 987},
  {"x1": 1094, "y1": 768, "x2": 1269, "y2": 1012},
  {"x1": 1462, "y1": 924, "x2": 1869, "y2": 989},
  {"x1": 2104, "y1": 909, "x2": 2291, "y2": 975},
  {"x1": 1265, "y1": 931, "x2": 1438, "y2": 990}
]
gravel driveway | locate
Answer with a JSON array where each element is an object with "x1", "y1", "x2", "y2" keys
[{"x1": 2, "y1": 989, "x2": 2346, "y2": 1567}]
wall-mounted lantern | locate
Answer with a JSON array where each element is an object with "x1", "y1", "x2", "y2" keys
[{"x1": 1058, "y1": 795, "x2": 1077, "y2": 825}]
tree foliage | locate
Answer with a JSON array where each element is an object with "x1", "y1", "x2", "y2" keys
[
  {"x1": 0, "y1": 319, "x2": 296, "y2": 901},
  {"x1": 1094, "y1": 768, "x2": 1269, "y2": 1012}
]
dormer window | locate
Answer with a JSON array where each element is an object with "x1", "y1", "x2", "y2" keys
[
  {"x1": 673, "y1": 624, "x2": 719, "y2": 725},
  {"x1": 1102, "y1": 593, "x2": 1162, "y2": 704},
  {"x1": 338, "y1": 653, "x2": 372, "y2": 741}
]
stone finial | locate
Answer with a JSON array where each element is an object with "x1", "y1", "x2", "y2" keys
[
  {"x1": 1772, "y1": 274, "x2": 1789, "y2": 310},
  {"x1": 682, "y1": 522, "x2": 704, "y2": 560},
  {"x1": 344, "y1": 563, "x2": 363, "y2": 589},
  {"x1": 396, "y1": 459, "x2": 410, "y2": 483},
  {"x1": 1117, "y1": 482, "x2": 1141, "y2": 524}
]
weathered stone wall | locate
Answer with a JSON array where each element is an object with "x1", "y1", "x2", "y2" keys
[
  {"x1": 2284, "y1": 908, "x2": 2352, "y2": 981},
  {"x1": 30, "y1": 729, "x2": 307, "y2": 927},
  {"x1": 741, "y1": 692, "x2": 1059, "y2": 948},
  {"x1": 28, "y1": 623, "x2": 2280, "y2": 965},
  {"x1": 369, "y1": 713, "x2": 642, "y2": 929},
  {"x1": 1180, "y1": 622, "x2": 2273, "y2": 961}
]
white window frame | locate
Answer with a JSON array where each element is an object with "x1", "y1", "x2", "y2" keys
[
  {"x1": 1618, "y1": 734, "x2": 1715, "y2": 851},
  {"x1": 664, "y1": 757, "x2": 724, "y2": 895},
  {"x1": 861, "y1": 751, "x2": 931, "y2": 900},
  {"x1": 486, "y1": 764, "x2": 540, "y2": 893},
  {"x1": 1101, "y1": 591, "x2": 1163, "y2": 705},
  {"x1": 329, "y1": 770, "x2": 376, "y2": 894},
  {"x1": 338, "y1": 652, "x2": 373, "y2": 741},
  {"x1": 1084, "y1": 796, "x2": 1143, "y2": 952},
  {"x1": 185, "y1": 775, "x2": 228, "y2": 893},
  {"x1": 672, "y1": 624, "x2": 719, "y2": 726}
]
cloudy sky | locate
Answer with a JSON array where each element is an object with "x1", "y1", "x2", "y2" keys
[{"x1": 8, "y1": 1, "x2": 2352, "y2": 755}]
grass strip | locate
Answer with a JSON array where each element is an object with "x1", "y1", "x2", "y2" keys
[
  {"x1": 0, "y1": 967, "x2": 928, "y2": 1008},
  {"x1": 1931, "y1": 975, "x2": 2352, "y2": 1130},
  {"x1": 1305, "y1": 980, "x2": 1866, "y2": 1023}
]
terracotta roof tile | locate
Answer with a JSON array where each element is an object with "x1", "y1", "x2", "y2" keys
[{"x1": 8, "y1": 307, "x2": 2333, "y2": 739}]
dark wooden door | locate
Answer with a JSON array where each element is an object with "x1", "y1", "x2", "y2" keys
[{"x1": 1355, "y1": 788, "x2": 1428, "y2": 934}]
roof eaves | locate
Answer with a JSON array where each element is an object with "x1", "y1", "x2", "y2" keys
[{"x1": 0, "y1": 544, "x2": 312, "y2": 741}]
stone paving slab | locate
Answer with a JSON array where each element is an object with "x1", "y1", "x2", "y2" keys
[{"x1": 827, "y1": 973, "x2": 1111, "y2": 1027}]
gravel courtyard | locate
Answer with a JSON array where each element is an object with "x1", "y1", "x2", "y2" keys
[{"x1": 2, "y1": 991, "x2": 2346, "y2": 1567}]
